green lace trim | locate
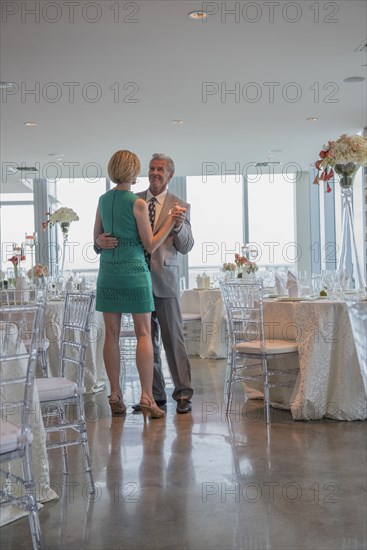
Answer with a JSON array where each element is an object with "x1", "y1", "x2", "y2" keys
[
  {"x1": 115, "y1": 237, "x2": 141, "y2": 247},
  {"x1": 98, "y1": 286, "x2": 152, "y2": 302},
  {"x1": 100, "y1": 260, "x2": 148, "y2": 275}
]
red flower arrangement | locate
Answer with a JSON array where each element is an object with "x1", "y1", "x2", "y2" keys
[
  {"x1": 8, "y1": 254, "x2": 26, "y2": 278},
  {"x1": 8, "y1": 255, "x2": 26, "y2": 266}
]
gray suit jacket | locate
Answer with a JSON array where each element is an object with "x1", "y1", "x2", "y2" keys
[{"x1": 138, "y1": 191, "x2": 194, "y2": 298}]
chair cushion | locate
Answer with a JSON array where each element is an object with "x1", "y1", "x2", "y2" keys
[
  {"x1": 0, "y1": 419, "x2": 20, "y2": 454},
  {"x1": 36, "y1": 377, "x2": 78, "y2": 401},
  {"x1": 236, "y1": 339, "x2": 298, "y2": 354}
]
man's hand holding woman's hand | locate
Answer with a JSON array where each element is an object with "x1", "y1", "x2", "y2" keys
[{"x1": 171, "y1": 203, "x2": 187, "y2": 229}]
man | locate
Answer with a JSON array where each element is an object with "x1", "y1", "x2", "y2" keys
[{"x1": 95, "y1": 153, "x2": 194, "y2": 413}]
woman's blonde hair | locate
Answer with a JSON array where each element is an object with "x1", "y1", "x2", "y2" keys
[{"x1": 108, "y1": 150, "x2": 141, "y2": 184}]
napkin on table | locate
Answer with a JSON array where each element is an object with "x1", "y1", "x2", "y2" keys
[
  {"x1": 65, "y1": 277, "x2": 74, "y2": 292},
  {"x1": 16, "y1": 276, "x2": 30, "y2": 303},
  {"x1": 286, "y1": 271, "x2": 300, "y2": 298},
  {"x1": 275, "y1": 274, "x2": 287, "y2": 296}
]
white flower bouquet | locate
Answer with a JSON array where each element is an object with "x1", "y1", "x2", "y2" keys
[{"x1": 42, "y1": 207, "x2": 79, "y2": 229}]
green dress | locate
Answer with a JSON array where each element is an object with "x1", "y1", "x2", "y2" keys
[{"x1": 96, "y1": 189, "x2": 154, "y2": 313}]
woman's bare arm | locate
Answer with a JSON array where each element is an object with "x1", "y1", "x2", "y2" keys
[
  {"x1": 93, "y1": 208, "x2": 103, "y2": 242},
  {"x1": 134, "y1": 199, "x2": 185, "y2": 254}
]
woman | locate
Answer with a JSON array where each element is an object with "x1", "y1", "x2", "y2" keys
[{"x1": 94, "y1": 150, "x2": 185, "y2": 420}]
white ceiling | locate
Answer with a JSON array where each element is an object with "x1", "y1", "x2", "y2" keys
[{"x1": 1, "y1": 0, "x2": 366, "y2": 193}]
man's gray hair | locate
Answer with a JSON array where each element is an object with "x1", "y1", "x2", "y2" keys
[{"x1": 150, "y1": 153, "x2": 175, "y2": 175}]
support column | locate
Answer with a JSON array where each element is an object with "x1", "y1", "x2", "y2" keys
[
  {"x1": 295, "y1": 171, "x2": 313, "y2": 275},
  {"x1": 169, "y1": 176, "x2": 189, "y2": 287}
]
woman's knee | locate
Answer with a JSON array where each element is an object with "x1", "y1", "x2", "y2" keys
[{"x1": 133, "y1": 314, "x2": 151, "y2": 339}]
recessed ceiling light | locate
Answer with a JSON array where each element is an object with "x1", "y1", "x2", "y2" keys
[
  {"x1": 0, "y1": 82, "x2": 15, "y2": 89},
  {"x1": 255, "y1": 162, "x2": 282, "y2": 167},
  {"x1": 306, "y1": 117, "x2": 318, "y2": 122},
  {"x1": 25, "y1": 121, "x2": 37, "y2": 127},
  {"x1": 268, "y1": 149, "x2": 283, "y2": 153},
  {"x1": 188, "y1": 11, "x2": 207, "y2": 20},
  {"x1": 48, "y1": 153, "x2": 64, "y2": 157},
  {"x1": 343, "y1": 76, "x2": 365, "y2": 83},
  {"x1": 172, "y1": 119, "x2": 184, "y2": 124}
]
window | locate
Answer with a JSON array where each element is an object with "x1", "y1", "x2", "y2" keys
[
  {"x1": 247, "y1": 173, "x2": 296, "y2": 267},
  {"x1": 51, "y1": 178, "x2": 107, "y2": 274},
  {"x1": 1, "y1": 194, "x2": 35, "y2": 278},
  {"x1": 186, "y1": 175, "x2": 243, "y2": 288}
]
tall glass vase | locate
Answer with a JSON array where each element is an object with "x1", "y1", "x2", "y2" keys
[
  {"x1": 59, "y1": 222, "x2": 70, "y2": 275},
  {"x1": 335, "y1": 163, "x2": 366, "y2": 293}
]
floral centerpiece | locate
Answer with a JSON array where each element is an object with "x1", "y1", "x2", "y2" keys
[
  {"x1": 28, "y1": 264, "x2": 49, "y2": 279},
  {"x1": 313, "y1": 134, "x2": 367, "y2": 192},
  {"x1": 8, "y1": 254, "x2": 26, "y2": 278},
  {"x1": 42, "y1": 207, "x2": 79, "y2": 232},
  {"x1": 222, "y1": 262, "x2": 236, "y2": 280},
  {"x1": 42, "y1": 207, "x2": 79, "y2": 274},
  {"x1": 314, "y1": 134, "x2": 367, "y2": 292},
  {"x1": 222, "y1": 262, "x2": 236, "y2": 272},
  {"x1": 234, "y1": 253, "x2": 258, "y2": 278}
]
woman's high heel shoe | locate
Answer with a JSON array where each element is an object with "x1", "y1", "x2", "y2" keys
[
  {"x1": 139, "y1": 398, "x2": 165, "y2": 421},
  {"x1": 109, "y1": 392, "x2": 126, "y2": 415}
]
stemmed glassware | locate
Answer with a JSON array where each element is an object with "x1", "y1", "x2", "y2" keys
[
  {"x1": 55, "y1": 276, "x2": 64, "y2": 298},
  {"x1": 25, "y1": 232, "x2": 38, "y2": 269},
  {"x1": 298, "y1": 270, "x2": 312, "y2": 298}
]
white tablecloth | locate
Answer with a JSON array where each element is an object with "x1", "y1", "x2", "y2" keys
[
  {"x1": 0, "y1": 322, "x2": 58, "y2": 527},
  {"x1": 44, "y1": 300, "x2": 106, "y2": 393},
  {"x1": 180, "y1": 289, "x2": 227, "y2": 359},
  {"x1": 262, "y1": 299, "x2": 366, "y2": 421},
  {"x1": 181, "y1": 291, "x2": 367, "y2": 421}
]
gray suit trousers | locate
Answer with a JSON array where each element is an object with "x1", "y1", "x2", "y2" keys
[{"x1": 151, "y1": 295, "x2": 193, "y2": 402}]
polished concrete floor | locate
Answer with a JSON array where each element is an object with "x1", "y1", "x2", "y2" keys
[{"x1": 1, "y1": 356, "x2": 366, "y2": 550}]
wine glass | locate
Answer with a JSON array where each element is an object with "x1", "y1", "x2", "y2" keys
[
  {"x1": 25, "y1": 232, "x2": 38, "y2": 270},
  {"x1": 55, "y1": 276, "x2": 64, "y2": 299}
]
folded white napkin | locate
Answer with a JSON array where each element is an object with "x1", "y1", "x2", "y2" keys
[
  {"x1": 16, "y1": 276, "x2": 30, "y2": 303},
  {"x1": 275, "y1": 274, "x2": 287, "y2": 296},
  {"x1": 286, "y1": 271, "x2": 300, "y2": 298},
  {"x1": 65, "y1": 276, "x2": 74, "y2": 292}
]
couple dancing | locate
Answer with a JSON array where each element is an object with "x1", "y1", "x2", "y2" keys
[{"x1": 94, "y1": 151, "x2": 194, "y2": 420}]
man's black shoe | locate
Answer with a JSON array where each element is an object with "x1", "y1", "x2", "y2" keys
[
  {"x1": 176, "y1": 399, "x2": 192, "y2": 414},
  {"x1": 132, "y1": 399, "x2": 167, "y2": 412}
]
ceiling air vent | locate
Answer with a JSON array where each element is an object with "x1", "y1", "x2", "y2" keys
[
  {"x1": 255, "y1": 162, "x2": 282, "y2": 168},
  {"x1": 16, "y1": 166, "x2": 39, "y2": 172}
]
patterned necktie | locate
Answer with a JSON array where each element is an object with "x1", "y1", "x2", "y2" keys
[
  {"x1": 145, "y1": 197, "x2": 157, "y2": 266},
  {"x1": 148, "y1": 197, "x2": 157, "y2": 230}
]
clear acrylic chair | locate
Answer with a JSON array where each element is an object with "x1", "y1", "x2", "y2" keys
[
  {"x1": 346, "y1": 299, "x2": 367, "y2": 394},
  {"x1": 0, "y1": 302, "x2": 45, "y2": 548},
  {"x1": 35, "y1": 291, "x2": 96, "y2": 493},
  {"x1": 180, "y1": 288, "x2": 202, "y2": 353},
  {"x1": 0, "y1": 288, "x2": 49, "y2": 377},
  {"x1": 220, "y1": 280, "x2": 299, "y2": 423},
  {"x1": 182, "y1": 312, "x2": 202, "y2": 353}
]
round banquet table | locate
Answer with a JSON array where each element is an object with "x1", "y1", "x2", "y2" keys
[
  {"x1": 262, "y1": 298, "x2": 366, "y2": 421},
  {"x1": 180, "y1": 289, "x2": 227, "y2": 359}
]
